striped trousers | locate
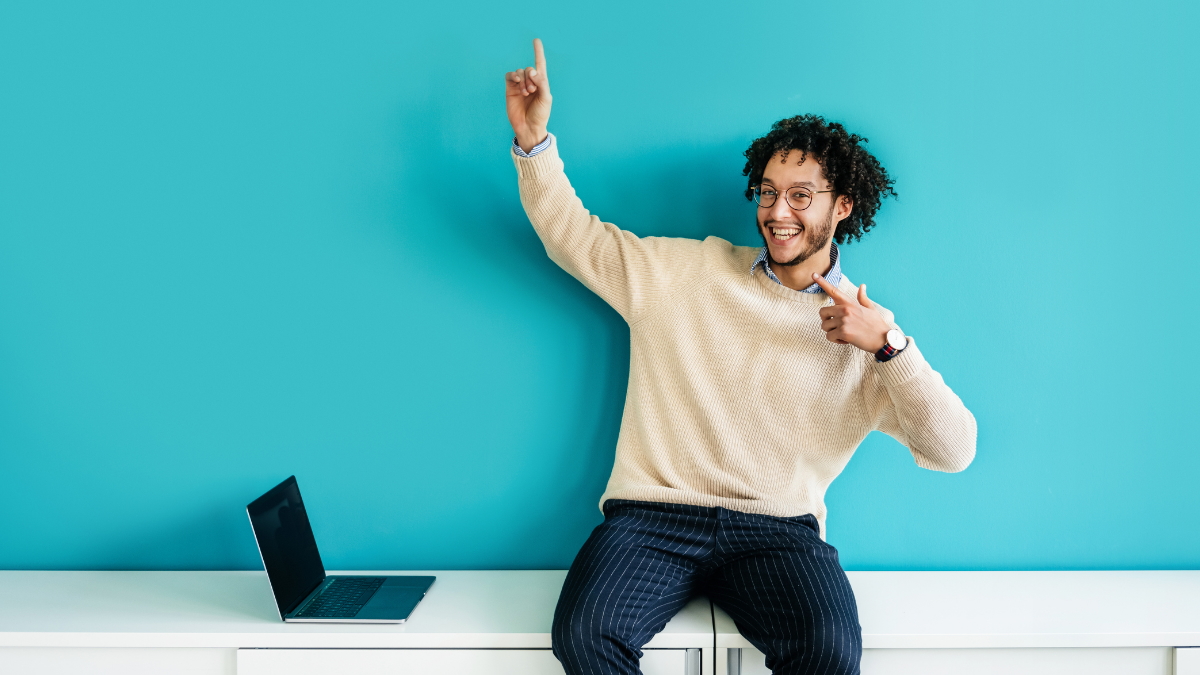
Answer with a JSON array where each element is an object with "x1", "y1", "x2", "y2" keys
[{"x1": 552, "y1": 500, "x2": 861, "y2": 675}]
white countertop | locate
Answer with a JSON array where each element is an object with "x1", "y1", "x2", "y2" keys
[
  {"x1": 0, "y1": 570, "x2": 712, "y2": 649},
  {"x1": 715, "y1": 571, "x2": 1200, "y2": 649},
  {"x1": 4, "y1": 570, "x2": 1198, "y2": 651}
]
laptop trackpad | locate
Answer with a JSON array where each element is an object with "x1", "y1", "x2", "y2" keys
[{"x1": 356, "y1": 585, "x2": 425, "y2": 621}]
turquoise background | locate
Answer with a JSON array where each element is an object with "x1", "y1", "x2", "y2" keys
[{"x1": 1, "y1": 0, "x2": 1197, "y2": 571}]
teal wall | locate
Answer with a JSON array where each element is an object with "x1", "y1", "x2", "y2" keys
[{"x1": 1, "y1": 0, "x2": 1197, "y2": 571}]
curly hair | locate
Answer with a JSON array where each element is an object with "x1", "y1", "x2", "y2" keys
[{"x1": 742, "y1": 115, "x2": 896, "y2": 244}]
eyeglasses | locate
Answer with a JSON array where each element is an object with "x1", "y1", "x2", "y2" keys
[{"x1": 751, "y1": 185, "x2": 833, "y2": 211}]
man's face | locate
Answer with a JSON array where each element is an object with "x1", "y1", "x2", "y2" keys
[{"x1": 755, "y1": 150, "x2": 847, "y2": 267}]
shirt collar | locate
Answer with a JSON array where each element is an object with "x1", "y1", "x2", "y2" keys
[{"x1": 750, "y1": 242, "x2": 842, "y2": 294}]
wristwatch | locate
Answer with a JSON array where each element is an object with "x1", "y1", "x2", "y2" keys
[{"x1": 875, "y1": 328, "x2": 908, "y2": 362}]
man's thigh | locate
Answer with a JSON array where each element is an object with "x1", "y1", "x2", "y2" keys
[
  {"x1": 552, "y1": 501, "x2": 713, "y2": 667},
  {"x1": 704, "y1": 512, "x2": 861, "y2": 675}
]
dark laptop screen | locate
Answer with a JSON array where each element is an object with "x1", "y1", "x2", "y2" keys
[{"x1": 247, "y1": 476, "x2": 326, "y2": 617}]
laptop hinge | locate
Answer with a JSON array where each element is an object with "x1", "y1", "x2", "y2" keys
[{"x1": 284, "y1": 576, "x2": 329, "y2": 618}]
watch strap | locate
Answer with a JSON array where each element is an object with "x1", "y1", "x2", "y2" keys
[{"x1": 875, "y1": 342, "x2": 902, "y2": 362}]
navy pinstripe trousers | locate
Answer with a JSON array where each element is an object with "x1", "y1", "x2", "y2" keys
[{"x1": 552, "y1": 500, "x2": 861, "y2": 675}]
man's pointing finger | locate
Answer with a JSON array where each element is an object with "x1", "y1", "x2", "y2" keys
[
  {"x1": 812, "y1": 273, "x2": 852, "y2": 304},
  {"x1": 533, "y1": 38, "x2": 547, "y2": 78}
]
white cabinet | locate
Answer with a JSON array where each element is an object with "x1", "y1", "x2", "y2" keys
[
  {"x1": 0, "y1": 647, "x2": 236, "y2": 675},
  {"x1": 728, "y1": 646, "x2": 1173, "y2": 675},
  {"x1": 716, "y1": 572, "x2": 1200, "y2": 675},
  {"x1": 0, "y1": 646, "x2": 702, "y2": 675},
  {"x1": 238, "y1": 648, "x2": 699, "y2": 675},
  {"x1": 1178, "y1": 648, "x2": 1200, "y2": 675},
  {"x1": 0, "y1": 571, "x2": 712, "y2": 675},
  {"x1": 861, "y1": 648, "x2": 1173, "y2": 675},
  {"x1": 4, "y1": 571, "x2": 1200, "y2": 675}
]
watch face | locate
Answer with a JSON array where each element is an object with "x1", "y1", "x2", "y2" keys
[{"x1": 886, "y1": 328, "x2": 908, "y2": 350}]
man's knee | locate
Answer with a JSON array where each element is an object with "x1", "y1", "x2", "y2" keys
[
  {"x1": 551, "y1": 591, "x2": 641, "y2": 674},
  {"x1": 759, "y1": 620, "x2": 862, "y2": 675}
]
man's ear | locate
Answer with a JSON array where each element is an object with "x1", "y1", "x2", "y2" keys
[{"x1": 835, "y1": 195, "x2": 854, "y2": 223}]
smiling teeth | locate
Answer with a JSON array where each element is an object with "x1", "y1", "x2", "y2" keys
[{"x1": 772, "y1": 228, "x2": 799, "y2": 240}]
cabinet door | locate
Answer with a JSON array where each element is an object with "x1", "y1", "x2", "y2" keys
[
  {"x1": 237, "y1": 648, "x2": 692, "y2": 675},
  {"x1": 1178, "y1": 648, "x2": 1200, "y2": 675},
  {"x1": 728, "y1": 646, "x2": 1172, "y2": 675},
  {"x1": 0, "y1": 647, "x2": 235, "y2": 675}
]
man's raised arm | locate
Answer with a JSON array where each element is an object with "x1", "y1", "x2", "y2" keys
[{"x1": 504, "y1": 40, "x2": 709, "y2": 322}]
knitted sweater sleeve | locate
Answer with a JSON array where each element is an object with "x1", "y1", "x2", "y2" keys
[
  {"x1": 863, "y1": 312, "x2": 978, "y2": 472},
  {"x1": 512, "y1": 136, "x2": 708, "y2": 321}
]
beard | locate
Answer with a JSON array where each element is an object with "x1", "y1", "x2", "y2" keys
[{"x1": 760, "y1": 201, "x2": 836, "y2": 267}]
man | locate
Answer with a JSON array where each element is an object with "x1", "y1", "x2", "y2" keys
[{"x1": 504, "y1": 40, "x2": 976, "y2": 675}]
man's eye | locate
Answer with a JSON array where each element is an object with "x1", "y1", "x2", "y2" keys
[{"x1": 759, "y1": 189, "x2": 778, "y2": 197}]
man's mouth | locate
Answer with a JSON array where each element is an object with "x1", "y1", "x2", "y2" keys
[{"x1": 769, "y1": 226, "x2": 801, "y2": 242}]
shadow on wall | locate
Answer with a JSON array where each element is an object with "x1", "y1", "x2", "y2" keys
[
  {"x1": 352, "y1": 95, "x2": 635, "y2": 564},
  {"x1": 431, "y1": 139, "x2": 759, "y2": 567},
  {"x1": 337, "y1": 78, "x2": 762, "y2": 566}
]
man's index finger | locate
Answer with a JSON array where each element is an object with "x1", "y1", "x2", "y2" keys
[
  {"x1": 533, "y1": 38, "x2": 547, "y2": 76},
  {"x1": 814, "y1": 274, "x2": 851, "y2": 304}
]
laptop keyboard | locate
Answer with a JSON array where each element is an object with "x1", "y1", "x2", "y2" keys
[{"x1": 295, "y1": 576, "x2": 386, "y2": 618}]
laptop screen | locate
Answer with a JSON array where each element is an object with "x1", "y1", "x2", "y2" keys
[{"x1": 246, "y1": 476, "x2": 327, "y2": 617}]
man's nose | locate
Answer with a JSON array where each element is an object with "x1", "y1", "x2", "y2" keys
[{"x1": 768, "y1": 195, "x2": 795, "y2": 223}]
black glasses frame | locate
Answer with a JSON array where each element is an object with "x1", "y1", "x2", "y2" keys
[{"x1": 751, "y1": 184, "x2": 833, "y2": 211}]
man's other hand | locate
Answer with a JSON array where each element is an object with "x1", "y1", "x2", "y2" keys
[
  {"x1": 505, "y1": 39, "x2": 552, "y2": 153},
  {"x1": 814, "y1": 274, "x2": 891, "y2": 354}
]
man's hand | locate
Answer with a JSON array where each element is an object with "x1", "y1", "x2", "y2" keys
[
  {"x1": 813, "y1": 274, "x2": 892, "y2": 353},
  {"x1": 505, "y1": 39, "x2": 552, "y2": 154}
]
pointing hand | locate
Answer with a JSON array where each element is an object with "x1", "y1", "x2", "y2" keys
[
  {"x1": 505, "y1": 39, "x2": 552, "y2": 154},
  {"x1": 813, "y1": 274, "x2": 891, "y2": 353}
]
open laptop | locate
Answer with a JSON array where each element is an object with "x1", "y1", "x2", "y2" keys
[{"x1": 247, "y1": 475, "x2": 435, "y2": 623}]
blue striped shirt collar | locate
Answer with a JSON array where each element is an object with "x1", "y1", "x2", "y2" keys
[{"x1": 750, "y1": 242, "x2": 842, "y2": 294}]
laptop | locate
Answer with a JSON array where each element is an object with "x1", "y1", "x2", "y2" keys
[{"x1": 247, "y1": 475, "x2": 435, "y2": 623}]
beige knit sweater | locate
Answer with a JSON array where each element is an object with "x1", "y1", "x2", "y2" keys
[{"x1": 514, "y1": 137, "x2": 976, "y2": 536}]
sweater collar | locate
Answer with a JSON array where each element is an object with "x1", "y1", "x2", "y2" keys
[{"x1": 750, "y1": 242, "x2": 842, "y2": 293}]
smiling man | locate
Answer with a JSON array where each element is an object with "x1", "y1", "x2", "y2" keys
[{"x1": 505, "y1": 40, "x2": 976, "y2": 675}]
